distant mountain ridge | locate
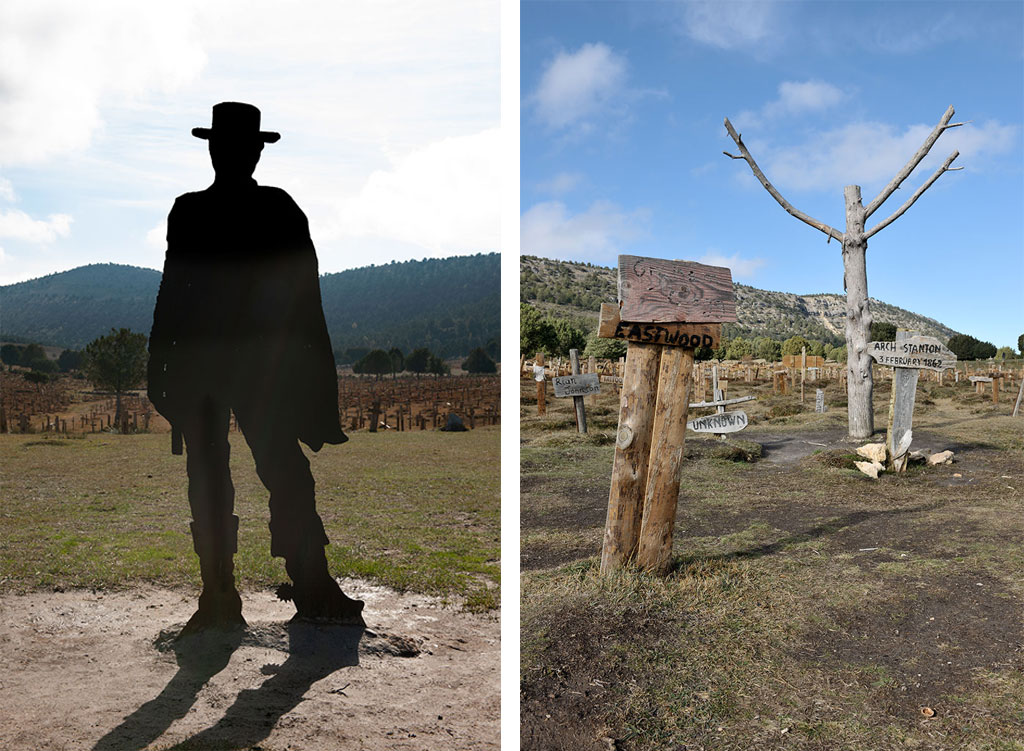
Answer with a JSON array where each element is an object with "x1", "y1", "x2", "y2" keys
[
  {"x1": 2, "y1": 254, "x2": 499, "y2": 359},
  {"x1": 520, "y1": 255, "x2": 958, "y2": 344}
]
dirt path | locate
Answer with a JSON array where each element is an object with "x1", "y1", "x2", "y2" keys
[{"x1": 0, "y1": 581, "x2": 499, "y2": 750}]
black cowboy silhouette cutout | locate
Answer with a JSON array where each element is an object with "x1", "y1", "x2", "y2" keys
[{"x1": 148, "y1": 101, "x2": 364, "y2": 634}]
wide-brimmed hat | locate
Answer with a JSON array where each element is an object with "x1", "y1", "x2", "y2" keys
[{"x1": 191, "y1": 102, "x2": 280, "y2": 143}]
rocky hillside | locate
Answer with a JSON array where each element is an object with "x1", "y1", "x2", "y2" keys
[{"x1": 520, "y1": 255, "x2": 958, "y2": 344}]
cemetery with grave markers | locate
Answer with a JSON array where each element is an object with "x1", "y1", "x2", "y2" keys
[{"x1": 520, "y1": 253, "x2": 1024, "y2": 750}]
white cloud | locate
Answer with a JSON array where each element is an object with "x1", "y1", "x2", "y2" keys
[
  {"x1": 535, "y1": 172, "x2": 584, "y2": 196},
  {"x1": 146, "y1": 220, "x2": 168, "y2": 250},
  {"x1": 681, "y1": 1, "x2": 779, "y2": 51},
  {"x1": 697, "y1": 251, "x2": 766, "y2": 280},
  {"x1": 335, "y1": 128, "x2": 500, "y2": 254},
  {"x1": 0, "y1": 178, "x2": 15, "y2": 202},
  {"x1": 532, "y1": 43, "x2": 628, "y2": 131},
  {"x1": 0, "y1": 210, "x2": 72, "y2": 243},
  {"x1": 0, "y1": 1, "x2": 207, "y2": 165},
  {"x1": 520, "y1": 200, "x2": 649, "y2": 264},
  {"x1": 736, "y1": 80, "x2": 847, "y2": 128},
  {"x1": 762, "y1": 119, "x2": 1018, "y2": 192}
]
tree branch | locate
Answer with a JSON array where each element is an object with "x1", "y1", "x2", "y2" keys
[
  {"x1": 865, "y1": 150, "x2": 960, "y2": 239},
  {"x1": 723, "y1": 118, "x2": 844, "y2": 243},
  {"x1": 864, "y1": 105, "x2": 962, "y2": 218}
]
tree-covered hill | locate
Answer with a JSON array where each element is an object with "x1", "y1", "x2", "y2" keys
[
  {"x1": 1, "y1": 254, "x2": 499, "y2": 359},
  {"x1": 521, "y1": 254, "x2": 958, "y2": 345}
]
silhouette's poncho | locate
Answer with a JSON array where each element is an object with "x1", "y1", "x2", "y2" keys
[{"x1": 148, "y1": 179, "x2": 346, "y2": 451}]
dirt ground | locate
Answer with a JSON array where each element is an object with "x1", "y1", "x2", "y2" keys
[
  {"x1": 0, "y1": 580, "x2": 499, "y2": 750},
  {"x1": 520, "y1": 376, "x2": 1024, "y2": 750}
]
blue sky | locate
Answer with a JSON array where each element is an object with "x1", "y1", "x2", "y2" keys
[
  {"x1": 521, "y1": 0, "x2": 1023, "y2": 349},
  {"x1": 0, "y1": 1, "x2": 498, "y2": 287}
]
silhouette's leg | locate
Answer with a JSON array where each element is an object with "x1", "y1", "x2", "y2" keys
[
  {"x1": 180, "y1": 397, "x2": 245, "y2": 635},
  {"x1": 235, "y1": 405, "x2": 364, "y2": 625}
]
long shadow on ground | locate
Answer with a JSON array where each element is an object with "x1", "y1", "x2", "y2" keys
[{"x1": 92, "y1": 622, "x2": 362, "y2": 751}]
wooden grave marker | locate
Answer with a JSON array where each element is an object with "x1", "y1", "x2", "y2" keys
[
  {"x1": 684, "y1": 364, "x2": 754, "y2": 440},
  {"x1": 533, "y1": 353, "x2": 546, "y2": 415},
  {"x1": 868, "y1": 331, "x2": 956, "y2": 472},
  {"x1": 552, "y1": 349, "x2": 598, "y2": 433},
  {"x1": 599, "y1": 256, "x2": 735, "y2": 574}
]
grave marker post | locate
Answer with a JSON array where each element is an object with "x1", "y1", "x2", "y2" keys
[
  {"x1": 534, "y1": 352, "x2": 546, "y2": 415},
  {"x1": 868, "y1": 330, "x2": 956, "y2": 472},
  {"x1": 597, "y1": 256, "x2": 735, "y2": 574}
]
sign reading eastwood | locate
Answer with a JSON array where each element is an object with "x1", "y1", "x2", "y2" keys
[
  {"x1": 867, "y1": 335, "x2": 956, "y2": 372},
  {"x1": 597, "y1": 303, "x2": 721, "y2": 350},
  {"x1": 687, "y1": 410, "x2": 748, "y2": 434},
  {"x1": 553, "y1": 373, "x2": 601, "y2": 398}
]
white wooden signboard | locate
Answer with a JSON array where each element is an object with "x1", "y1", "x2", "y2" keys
[
  {"x1": 553, "y1": 373, "x2": 601, "y2": 398},
  {"x1": 867, "y1": 336, "x2": 956, "y2": 372},
  {"x1": 687, "y1": 410, "x2": 748, "y2": 434}
]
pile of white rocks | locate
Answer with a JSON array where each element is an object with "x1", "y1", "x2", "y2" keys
[{"x1": 854, "y1": 440, "x2": 954, "y2": 479}]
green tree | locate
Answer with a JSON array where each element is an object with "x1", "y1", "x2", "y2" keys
[
  {"x1": 724, "y1": 336, "x2": 751, "y2": 360},
  {"x1": 995, "y1": 346, "x2": 1015, "y2": 361},
  {"x1": 19, "y1": 343, "x2": 56, "y2": 372},
  {"x1": 388, "y1": 347, "x2": 405, "y2": 377},
  {"x1": 1, "y1": 344, "x2": 22, "y2": 366},
  {"x1": 462, "y1": 347, "x2": 497, "y2": 373},
  {"x1": 354, "y1": 349, "x2": 393, "y2": 380},
  {"x1": 973, "y1": 340, "x2": 997, "y2": 360},
  {"x1": 947, "y1": 334, "x2": 977, "y2": 360},
  {"x1": 752, "y1": 336, "x2": 781, "y2": 362},
  {"x1": 58, "y1": 349, "x2": 83, "y2": 372},
  {"x1": 583, "y1": 333, "x2": 627, "y2": 360},
  {"x1": 84, "y1": 328, "x2": 148, "y2": 427},
  {"x1": 1018, "y1": 333, "x2": 1023, "y2": 356},
  {"x1": 781, "y1": 335, "x2": 810, "y2": 357},
  {"x1": 406, "y1": 347, "x2": 432, "y2": 376},
  {"x1": 869, "y1": 321, "x2": 897, "y2": 341},
  {"x1": 427, "y1": 354, "x2": 450, "y2": 376},
  {"x1": 553, "y1": 319, "x2": 587, "y2": 357},
  {"x1": 809, "y1": 340, "x2": 826, "y2": 358},
  {"x1": 947, "y1": 334, "x2": 996, "y2": 361},
  {"x1": 520, "y1": 303, "x2": 558, "y2": 355}
]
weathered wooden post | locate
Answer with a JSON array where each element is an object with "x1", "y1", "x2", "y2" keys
[
  {"x1": 552, "y1": 349, "x2": 600, "y2": 434},
  {"x1": 800, "y1": 347, "x2": 806, "y2": 403},
  {"x1": 868, "y1": 330, "x2": 956, "y2": 472},
  {"x1": 1013, "y1": 376, "x2": 1024, "y2": 417},
  {"x1": 534, "y1": 353, "x2": 546, "y2": 415},
  {"x1": 597, "y1": 257, "x2": 735, "y2": 574},
  {"x1": 588, "y1": 355, "x2": 599, "y2": 407}
]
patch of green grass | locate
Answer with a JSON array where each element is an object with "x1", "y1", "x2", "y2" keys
[{"x1": 0, "y1": 429, "x2": 499, "y2": 609}]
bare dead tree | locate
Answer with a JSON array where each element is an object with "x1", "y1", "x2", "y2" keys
[{"x1": 723, "y1": 105, "x2": 964, "y2": 439}]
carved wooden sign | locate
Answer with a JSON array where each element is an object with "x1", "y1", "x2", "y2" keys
[
  {"x1": 867, "y1": 336, "x2": 956, "y2": 372},
  {"x1": 618, "y1": 256, "x2": 737, "y2": 324},
  {"x1": 553, "y1": 373, "x2": 601, "y2": 398},
  {"x1": 686, "y1": 410, "x2": 748, "y2": 433},
  {"x1": 598, "y1": 303, "x2": 721, "y2": 350},
  {"x1": 599, "y1": 256, "x2": 738, "y2": 576}
]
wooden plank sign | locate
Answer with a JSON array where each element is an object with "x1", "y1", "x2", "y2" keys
[
  {"x1": 618, "y1": 256, "x2": 737, "y2": 323},
  {"x1": 868, "y1": 336, "x2": 956, "y2": 372},
  {"x1": 687, "y1": 410, "x2": 748, "y2": 433},
  {"x1": 553, "y1": 373, "x2": 601, "y2": 398},
  {"x1": 599, "y1": 256, "x2": 737, "y2": 575},
  {"x1": 598, "y1": 303, "x2": 721, "y2": 350}
]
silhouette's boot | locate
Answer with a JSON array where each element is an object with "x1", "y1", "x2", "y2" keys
[
  {"x1": 180, "y1": 514, "x2": 246, "y2": 636},
  {"x1": 281, "y1": 534, "x2": 364, "y2": 626}
]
